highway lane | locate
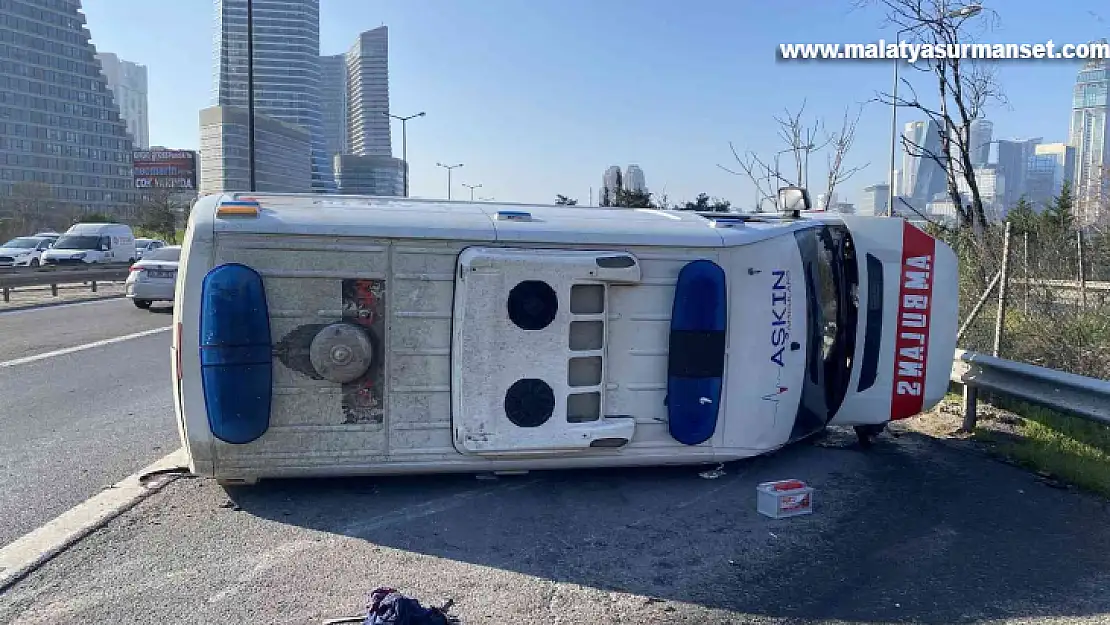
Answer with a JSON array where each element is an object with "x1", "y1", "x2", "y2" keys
[
  {"x1": 0, "y1": 298, "x2": 171, "y2": 362},
  {"x1": 0, "y1": 300, "x2": 177, "y2": 546}
]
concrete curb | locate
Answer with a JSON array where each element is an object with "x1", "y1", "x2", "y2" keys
[
  {"x1": 0, "y1": 448, "x2": 189, "y2": 591},
  {"x1": 0, "y1": 293, "x2": 124, "y2": 314}
]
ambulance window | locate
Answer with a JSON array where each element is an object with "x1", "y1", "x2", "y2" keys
[
  {"x1": 857, "y1": 253, "x2": 884, "y2": 392},
  {"x1": 793, "y1": 224, "x2": 859, "y2": 423}
]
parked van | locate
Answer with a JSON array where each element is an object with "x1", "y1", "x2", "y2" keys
[
  {"x1": 42, "y1": 223, "x2": 137, "y2": 265},
  {"x1": 172, "y1": 192, "x2": 959, "y2": 483}
]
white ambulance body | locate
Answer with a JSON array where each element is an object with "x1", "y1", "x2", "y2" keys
[{"x1": 171, "y1": 192, "x2": 958, "y2": 482}]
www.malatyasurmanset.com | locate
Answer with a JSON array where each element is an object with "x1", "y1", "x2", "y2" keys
[{"x1": 779, "y1": 40, "x2": 1110, "y2": 62}]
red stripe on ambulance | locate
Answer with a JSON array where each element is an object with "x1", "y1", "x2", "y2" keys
[{"x1": 890, "y1": 222, "x2": 936, "y2": 419}]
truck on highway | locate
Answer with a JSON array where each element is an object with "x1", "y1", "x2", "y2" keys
[{"x1": 171, "y1": 190, "x2": 958, "y2": 483}]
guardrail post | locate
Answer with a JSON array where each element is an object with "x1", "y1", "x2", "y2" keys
[
  {"x1": 2, "y1": 287, "x2": 8, "y2": 303},
  {"x1": 50, "y1": 283, "x2": 58, "y2": 297},
  {"x1": 91, "y1": 280, "x2": 97, "y2": 293},
  {"x1": 961, "y1": 384, "x2": 979, "y2": 432}
]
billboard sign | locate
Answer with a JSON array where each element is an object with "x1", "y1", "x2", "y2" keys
[{"x1": 133, "y1": 149, "x2": 197, "y2": 191}]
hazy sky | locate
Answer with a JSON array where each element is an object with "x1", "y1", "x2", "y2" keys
[{"x1": 81, "y1": 0, "x2": 1106, "y2": 207}]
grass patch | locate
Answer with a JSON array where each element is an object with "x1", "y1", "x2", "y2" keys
[{"x1": 978, "y1": 400, "x2": 1110, "y2": 497}]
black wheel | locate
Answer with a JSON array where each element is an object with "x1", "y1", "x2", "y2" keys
[
  {"x1": 29, "y1": 258, "x2": 39, "y2": 267},
  {"x1": 133, "y1": 299, "x2": 152, "y2": 309},
  {"x1": 854, "y1": 424, "x2": 886, "y2": 449}
]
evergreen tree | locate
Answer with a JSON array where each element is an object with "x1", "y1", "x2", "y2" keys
[
  {"x1": 1007, "y1": 196, "x2": 1038, "y2": 234},
  {"x1": 1043, "y1": 180, "x2": 1075, "y2": 235}
]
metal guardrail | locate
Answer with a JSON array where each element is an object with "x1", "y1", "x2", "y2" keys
[
  {"x1": 0, "y1": 264, "x2": 130, "y2": 302},
  {"x1": 950, "y1": 348, "x2": 1110, "y2": 431}
]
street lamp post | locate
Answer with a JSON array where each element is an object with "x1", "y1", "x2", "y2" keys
[
  {"x1": 888, "y1": 4, "x2": 982, "y2": 216},
  {"x1": 386, "y1": 111, "x2": 425, "y2": 197},
  {"x1": 462, "y1": 183, "x2": 482, "y2": 201},
  {"x1": 436, "y1": 162, "x2": 463, "y2": 200}
]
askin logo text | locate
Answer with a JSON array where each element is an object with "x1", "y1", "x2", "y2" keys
[{"x1": 764, "y1": 269, "x2": 791, "y2": 401}]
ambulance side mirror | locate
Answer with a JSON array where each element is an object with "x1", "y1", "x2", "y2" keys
[{"x1": 777, "y1": 186, "x2": 812, "y2": 214}]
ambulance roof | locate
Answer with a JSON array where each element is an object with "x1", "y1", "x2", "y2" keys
[{"x1": 199, "y1": 193, "x2": 805, "y2": 248}]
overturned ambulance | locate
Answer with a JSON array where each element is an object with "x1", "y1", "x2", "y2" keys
[{"x1": 171, "y1": 189, "x2": 958, "y2": 482}]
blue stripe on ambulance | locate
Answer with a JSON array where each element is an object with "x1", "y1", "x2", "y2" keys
[
  {"x1": 199, "y1": 263, "x2": 273, "y2": 444},
  {"x1": 666, "y1": 259, "x2": 728, "y2": 445}
]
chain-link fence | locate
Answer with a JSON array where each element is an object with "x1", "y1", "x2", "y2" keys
[{"x1": 937, "y1": 219, "x2": 1110, "y2": 382}]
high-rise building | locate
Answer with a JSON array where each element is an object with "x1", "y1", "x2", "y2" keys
[
  {"x1": 96, "y1": 52, "x2": 149, "y2": 149},
  {"x1": 624, "y1": 164, "x2": 646, "y2": 192},
  {"x1": 858, "y1": 184, "x2": 890, "y2": 217},
  {"x1": 320, "y1": 53, "x2": 347, "y2": 159},
  {"x1": 213, "y1": 0, "x2": 333, "y2": 192},
  {"x1": 901, "y1": 120, "x2": 946, "y2": 204},
  {"x1": 601, "y1": 165, "x2": 621, "y2": 204},
  {"x1": 0, "y1": 0, "x2": 136, "y2": 215},
  {"x1": 957, "y1": 165, "x2": 1007, "y2": 221},
  {"x1": 1026, "y1": 143, "x2": 1076, "y2": 209},
  {"x1": 334, "y1": 154, "x2": 403, "y2": 196},
  {"x1": 1068, "y1": 45, "x2": 1110, "y2": 226},
  {"x1": 199, "y1": 106, "x2": 312, "y2": 194},
  {"x1": 994, "y1": 137, "x2": 1041, "y2": 211},
  {"x1": 969, "y1": 118, "x2": 993, "y2": 167},
  {"x1": 346, "y1": 26, "x2": 390, "y2": 157}
]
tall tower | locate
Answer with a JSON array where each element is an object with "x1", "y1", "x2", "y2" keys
[
  {"x1": 601, "y1": 166, "x2": 622, "y2": 205},
  {"x1": 320, "y1": 53, "x2": 347, "y2": 159},
  {"x1": 901, "y1": 120, "x2": 946, "y2": 204},
  {"x1": 969, "y1": 118, "x2": 993, "y2": 167},
  {"x1": 96, "y1": 52, "x2": 149, "y2": 149},
  {"x1": 346, "y1": 26, "x2": 391, "y2": 157},
  {"x1": 624, "y1": 165, "x2": 646, "y2": 192},
  {"x1": 0, "y1": 0, "x2": 136, "y2": 215},
  {"x1": 214, "y1": 0, "x2": 334, "y2": 192},
  {"x1": 1068, "y1": 44, "x2": 1110, "y2": 226}
]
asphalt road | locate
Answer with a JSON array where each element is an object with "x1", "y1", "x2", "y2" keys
[
  {"x1": 2, "y1": 428, "x2": 1109, "y2": 624},
  {"x1": 0, "y1": 298, "x2": 169, "y2": 361},
  {"x1": 0, "y1": 299, "x2": 178, "y2": 546}
]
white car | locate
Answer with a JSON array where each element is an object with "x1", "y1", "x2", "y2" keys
[
  {"x1": 0, "y1": 236, "x2": 55, "y2": 267},
  {"x1": 125, "y1": 245, "x2": 180, "y2": 309},
  {"x1": 135, "y1": 238, "x2": 167, "y2": 260}
]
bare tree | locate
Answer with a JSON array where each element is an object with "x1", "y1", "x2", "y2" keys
[
  {"x1": 719, "y1": 102, "x2": 867, "y2": 212},
  {"x1": 136, "y1": 188, "x2": 189, "y2": 244},
  {"x1": 865, "y1": 0, "x2": 1003, "y2": 232}
]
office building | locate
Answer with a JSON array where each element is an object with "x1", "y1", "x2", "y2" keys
[
  {"x1": 0, "y1": 0, "x2": 137, "y2": 215},
  {"x1": 994, "y1": 137, "x2": 1041, "y2": 211},
  {"x1": 320, "y1": 53, "x2": 347, "y2": 159},
  {"x1": 198, "y1": 106, "x2": 312, "y2": 194},
  {"x1": 957, "y1": 165, "x2": 1006, "y2": 221},
  {"x1": 1025, "y1": 143, "x2": 1076, "y2": 209},
  {"x1": 624, "y1": 164, "x2": 646, "y2": 192},
  {"x1": 969, "y1": 118, "x2": 993, "y2": 167},
  {"x1": 213, "y1": 0, "x2": 333, "y2": 192},
  {"x1": 815, "y1": 191, "x2": 838, "y2": 211},
  {"x1": 901, "y1": 120, "x2": 947, "y2": 204},
  {"x1": 333, "y1": 154, "x2": 404, "y2": 196},
  {"x1": 96, "y1": 52, "x2": 149, "y2": 149},
  {"x1": 601, "y1": 165, "x2": 621, "y2": 204},
  {"x1": 346, "y1": 26, "x2": 391, "y2": 157},
  {"x1": 1068, "y1": 46, "x2": 1110, "y2": 226},
  {"x1": 857, "y1": 183, "x2": 890, "y2": 217}
]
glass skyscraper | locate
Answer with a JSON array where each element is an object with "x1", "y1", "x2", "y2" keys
[
  {"x1": 0, "y1": 0, "x2": 136, "y2": 215},
  {"x1": 1068, "y1": 45, "x2": 1109, "y2": 226},
  {"x1": 213, "y1": 0, "x2": 334, "y2": 192}
]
